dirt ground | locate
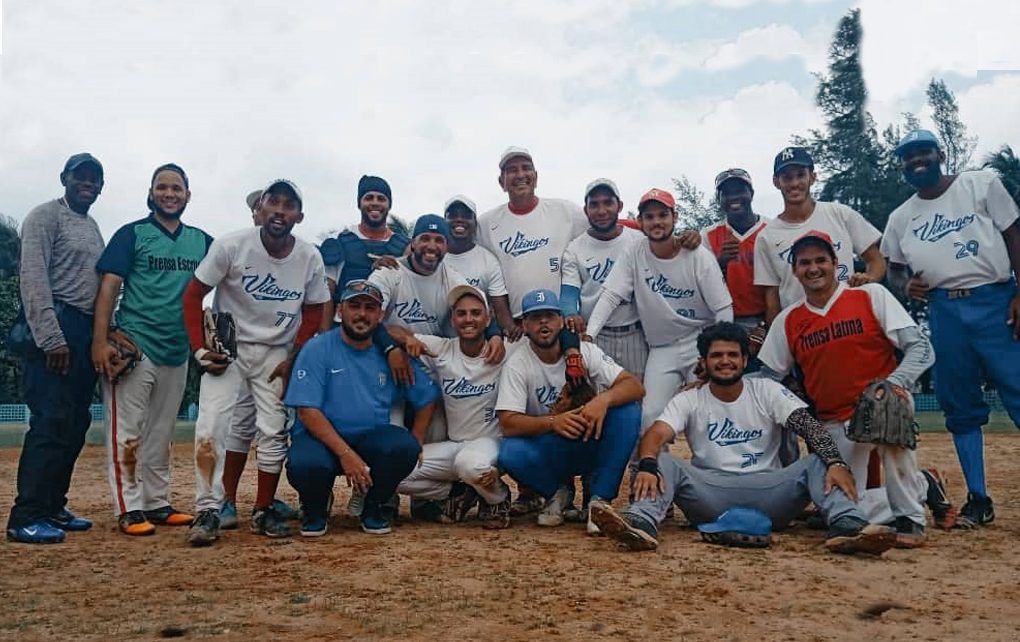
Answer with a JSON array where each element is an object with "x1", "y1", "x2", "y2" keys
[{"x1": 1, "y1": 432, "x2": 1018, "y2": 642}]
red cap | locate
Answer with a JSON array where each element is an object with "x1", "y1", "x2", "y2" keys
[
  {"x1": 789, "y1": 229, "x2": 836, "y2": 260},
  {"x1": 637, "y1": 188, "x2": 676, "y2": 211},
  {"x1": 619, "y1": 218, "x2": 641, "y2": 230}
]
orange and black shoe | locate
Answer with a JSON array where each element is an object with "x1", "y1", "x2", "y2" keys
[
  {"x1": 118, "y1": 510, "x2": 156, "y2": 536},
  {"x1": 144, "y1": 505, "x2": 194, "y2": 527}
]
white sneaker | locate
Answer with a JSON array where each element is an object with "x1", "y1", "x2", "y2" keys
[
  {"x1": 347, "y1": 489, "x2": 365, "y2": 517},
  {"x1": 537, "y1": 486, "x2": 572, "y2": 527},
  {"x1": 586, "y1": 496, "x2": 605, "y2": 536}
]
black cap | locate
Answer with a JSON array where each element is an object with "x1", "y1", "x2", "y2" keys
[
  {"x1": 63, "y1": 153, "x2": 103, "y2": 176},
  {"x1": 773, "y1": 147, "x2": 813, "y2": 175}
]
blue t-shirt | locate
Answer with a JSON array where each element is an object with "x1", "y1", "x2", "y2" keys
[{"x1": 285, "y1": 329, "x2": 438, "y2": 437}]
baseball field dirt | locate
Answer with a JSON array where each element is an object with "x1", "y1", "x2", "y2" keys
[{"x1": 1, "y1": 431, "x2": 1018, "y2": 641}]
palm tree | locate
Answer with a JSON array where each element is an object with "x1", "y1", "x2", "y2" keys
[
  {"x1": 387, "y1": 214, "x2": 412, "y2": 238},
  {"x1": 0, "y1": 215, "x2": 20, "y2": 279},
  {"x1": 982, "y1": 145, "x2": 1020, "y2": 208}
]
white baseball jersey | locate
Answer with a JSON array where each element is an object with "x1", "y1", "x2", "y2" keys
[
  {"x1": 881, "y1": 170, "x2": 1020, "y2": 290},
  {"x1": 591, "y1": 243, "x2": 733, "y2": 347},
  {"x1": 657, "y1": 378, "x2": 805, "y2": 474},
  {"x1": 753, "y1": 201, "x2": 881, "y2": 308},
  {"x1": 367, "y1": 259, "x2": 470, "y2": 337},
  {"x1": 561, "y1": 227, "x2": 643, "y2": 326},
  {"x1": 417, "y1": 334, "x2": 502, "y2": 442},
  {"x1": 196, "y1": 228, "x2": 329, "y2": 346},
  {"x1": 477, "y1": 198, "x2": 588, "y2": 316},
  {"x1": 496, "y1": 342, "x2": 623, "y2": 416},
  {"x1": 442, "y1": 244, "x2": 509, "y2": 298}
]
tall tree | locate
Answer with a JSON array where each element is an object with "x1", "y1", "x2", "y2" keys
[
  {"x1": 983, "y1": 145, "x2": 1020, "y2": 208},
  {"x1": 671, "y1": 175, "x2": 719, "y2": 231},
  {"x1": 927, "y1": 79, "x2": 976, "y2": 173}
]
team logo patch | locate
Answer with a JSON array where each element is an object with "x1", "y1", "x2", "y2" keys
[
  {"x1": 443, "y1": 377, "x2": 497, "y2": 399},
  {"x1": 644, "y1": 275, "x2": 694, "y2": 299},
  {"x1": 536, "y1": 384, "x2": 560, "y2": 410},
  {"x1": 586, "y1": 258, "x2": 615, "y2": 284},
  {"x1": 499, "y1": 232, "x2": 549, "y2": 257},
  {"x1": 394, "y1": 299, "x2": 438, "y2": 325},
  {"x1": 706, "y1": 418, "x2": 763, "y2": 447},
  {"x1": 912, "y1": 213, "x2": 976, "y2": 243},
  {"x1": 296, "y1": 369, "x2": 307, "y2": 380},
  {"x1": 241, "y1": 272, "x2": 303, "y2": 302}
]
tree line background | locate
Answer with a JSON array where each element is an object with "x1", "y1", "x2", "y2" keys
[{"x1": 0, "y1": 9, "x2": 1017, "y2": 406}]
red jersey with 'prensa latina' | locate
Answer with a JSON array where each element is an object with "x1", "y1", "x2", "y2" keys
[
  {"x1": 704, "y1": 220, "x2": 766, "y2": 317},
  {"x1": 783, "y1": 287, "x2": 897, "y2": 421}
]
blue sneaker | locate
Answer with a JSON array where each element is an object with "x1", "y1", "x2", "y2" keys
[
  {"x1": 47, "y1": 508, "x2": 92, "y2": 531},
  {"x1": 7, "y1": 521, "x2": 66, "y2": 544},
  {"x1": 360, "y1": 503, "x2": 393, "y2": 535},
  {"x1": 299, "y1": 490, "x2": 332, "y2": 537},
  {"x1": 219, "y1": 500, "x2": 239, "y2": 530}
]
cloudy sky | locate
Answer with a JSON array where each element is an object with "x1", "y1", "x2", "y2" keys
[{"x1": 1, "y1": 0, "x2": 1018, "y2": 241}]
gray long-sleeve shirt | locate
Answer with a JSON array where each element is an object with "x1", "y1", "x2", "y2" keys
[{"x1": 19, "y1": 199, "x2": 105, "y2": 351}]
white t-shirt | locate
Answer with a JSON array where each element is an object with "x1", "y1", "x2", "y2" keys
[
  {"x1": 881, "y1": 170, "x2": 1020, "y2": 290},
  {"x1": 496, "y1": 342, "x2": 623, "y2": 416},
  {"x1": 367, "y1": 259, "x2": 470, "y2": 337},
  {"x1": 417, "y1": 334, "x2": 502, "y2": 442},
  {"x1": 196, "y1": 228, "x2": 330, "y2": 346},
  {"x1": 477, "y1": 198, "x2": 588, "y2": 317},
  {"x1": 561, "y1": 227, "x2": 643, "y2": 326},
  {"x1": 443, "y1": 244, "x2": 509, "y2": 298},
  {"x1": 593, "y1": 243, "x2": 733, "y2": 347},
  {"x1": 657, "y1": 378, "x2": 805, "y2": 474},
  {"x1": 753, "y1": 201, "x2": 881, "y2": 308}
]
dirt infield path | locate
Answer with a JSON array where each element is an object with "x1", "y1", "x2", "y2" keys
[{"x1": 1, "y1": 432, "x2": 1018, "y2": 641}]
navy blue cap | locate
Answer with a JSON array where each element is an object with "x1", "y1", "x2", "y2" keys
[
  {"x1": 63, "y1": 152, "x2": 103, "y2": 176},
  {"x1": 895, "y1": 129, "x2": 941, "y2": 157},
  {"x1": 520, "y1": 288, "x2": 561, "y2": 316},
  {"x1": 412, "y1": 214, "x2": 450, "y2": 239},
  {"x1": 773, "y1": 146, "x2": 813, "y2": 175},
  {"x1": 697, "y1": 507, "x2": 772, "y2": 537}
]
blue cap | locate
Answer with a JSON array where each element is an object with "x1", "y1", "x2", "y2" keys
[
  {"x1": 63, "y1": 152, "x2": 103, "y2": 176},
  {"x1": 697, "y1": 507, "x2": 772, "y2": 537},
  {"x1": 773, "y1": 146, "x2": 814, "y2": 175},
  {"x1": 895, "y1": 129, "x2": 941, "y2": 157},
  {"x1": 520, "y1": 289, "x2": 561, "y2": 316},
  {"x1": 412, "y1": 214, "x2": 450, "y2": 239},
  {"x1": 338, "y1": 279, "x2": 384, "y2": 305}
]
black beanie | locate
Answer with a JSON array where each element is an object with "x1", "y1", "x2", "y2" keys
[{"x1": 358, "y1": 175, "x2": 392, "y2": 205}]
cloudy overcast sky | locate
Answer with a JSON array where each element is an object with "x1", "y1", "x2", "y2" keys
[{"x1": 1, "y1": 0, "x2": 1018, "y2": 241}]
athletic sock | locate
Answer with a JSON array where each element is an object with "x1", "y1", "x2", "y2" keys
[
  {"x1": 254, "y1": 470, "x2": 282, "y2": 510},
  {"x1": 222, "y1": 450, "x2": 249, "y2": 502},
  {"x1": 952, "y1": 431, "x2": 986, "y2": 496}
]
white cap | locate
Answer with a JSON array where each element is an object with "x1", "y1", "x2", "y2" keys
[
  {"x1": 584, "y1": 178, "x2": 621, "y2": 201},
  {"x1": 262, "y1": 179, "x2": 303, "y2": 206},
  {"x1": 443, "y1": 194, "x2": 477, "y2": 216},
  {"x1": 498, "y1": 146, "x2": 534, "y2": 170}
]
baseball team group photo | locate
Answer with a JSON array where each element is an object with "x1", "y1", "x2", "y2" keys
[{"x1": 2, "y1": 2, "x2": 1019, "y2": 641}]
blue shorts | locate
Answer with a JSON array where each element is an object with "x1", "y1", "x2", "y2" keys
[{"x1": 928, "y1": 279, "x2": 1020, "y2": 432}]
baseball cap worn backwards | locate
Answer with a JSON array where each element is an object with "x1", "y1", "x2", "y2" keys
[
  {"x1": 499, "y1": 146, "x2": 533, "y2": 170},
  {"x1": 339, "y1": 279, "x2": 384, "y2": 305},
  {"x1": 262, "y1": 179, "x2": 303, "y2": 208},
  {"x1": 413, "y1": 214, "x2": 451, "y2": 239},
  {"x1": 584, "y1": 178, "x2": 621, "y2": 201},
  {"x1": 714, "y1": 168, "x2": 753, "y2": 191},
  {"x1": 63, "y1": 152, "x2": 103, "y2": 176},
  {"x1": 789, "y1": 229, "x2": 836, "y2": 261},
  {"x1": 520, "y1": 288, "x2": 561, "y2": 316},
  {"x1": 638, "y1": 188, "x2": 676, "y2": 212},
  {"x1": 246, "y1": 189, "x2": 264, "y2": 211},
  {"x1": 773, "y1": 146, "x2": 813, "y2": 175},
  {"x1": 895, "y1": 129, "x2": 941, "y2": 158}
]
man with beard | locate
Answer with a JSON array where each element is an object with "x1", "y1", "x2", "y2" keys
[
  {"x1": 181, "y1": 179, "x2": 330, "y2": 546},
  {"x1": 589, "y1": 322, "x2": 896, "y2": 556},
  {"x1": 586, "y1": 188, "x2": 733, "y2": 435},
  {"x1": 496, "y1": 288, "x2": 644, "y2": 535},
  {"x1": 320, "y1": 175, "x2": 410, "y2": 329},
  {"x1": 92, "y1": 164, "x2": 211, "y2": 536},
  {"x1": 882, "y1": 129, "x2": 1020, "y2": 529},
  {"x1": 285, "y1": 280, "x2": 438, "y2": 536},
  {"x1": 442, "y1": 195, "x2": 518, "y2": 339},
  {"x1": 753, "y1": 147, "x2": 886, "y2": 324},
  {"x1": 6, "y1": 153, "x2": 106, "y2": 544},
  {"x1": 702, "y1": 169, "x2": 768, "y2": 331}
]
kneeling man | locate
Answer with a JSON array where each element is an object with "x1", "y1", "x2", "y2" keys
[
  {"x1": 496, "y1": 288, "x2": 644, "y2": 533},
  {"x1": 591, "y1": 322, "x2": 896, "y2": 555}
]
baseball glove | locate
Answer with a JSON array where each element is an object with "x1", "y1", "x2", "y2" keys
[
  {"x1": 203, "y1": 308, "x2": 237, "y2": 360},
  {"x1": 106, "y1": 327, "x2": 142, "y2": 384},
  {"x1": 550, "y1": 377, "x2": 598, "y2": 415},
  {"x1": 847, "y1": 379, "x2": 918, "y2": 450}
]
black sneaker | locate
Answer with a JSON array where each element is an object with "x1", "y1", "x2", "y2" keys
[
  {"x1": 410, "y1": 498, "x2": 449, "y2": 523},
  {"x1": 892, "y1": 516, "x2": 926, "y2": 549},
  {"x1": 186, "y1": 509, "x2": 220, "y2": 547},
  {"x1": 920, "y1": 468, "x2": 957, "y2": 530},
  {"x1": 479, "y1": 498, "x2": 511, "y2": 530},
  {"x1": 251, "y1": 505, "x2": 292, "y2": 538},
  {"x1": 589, "y1": 500, "x2": 658, "y2": 552},
  {"x1": 443, "y1": 483, "x2": 479, "y2": 523},
  {"x1": 955, "y1": 492, "x2": 994, "y2": 529},
  {"x1": 824, "y1": 516, "x2": 895, "y2": 555},
  {"x1": 143, "y1": 505, "x2": 194, "y2": 527}
]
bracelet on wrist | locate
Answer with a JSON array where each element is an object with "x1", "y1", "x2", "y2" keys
[
  {"x1": 637, "y1": 457, "x2": 659, "y2": 475},
  {"x1": 826, "y1": 460, "x2": 849, "y2": 470}
]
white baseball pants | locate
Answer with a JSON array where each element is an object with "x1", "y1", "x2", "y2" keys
[
  {"x1": 397, "y1": 437, "x2": 508, "y2": 504},
  {"x1": 595, "y1": 324, "x2": 649, "y2": 381},
  {"x1": 641, "y1": 340, "x2": 699, "y2": 431}
]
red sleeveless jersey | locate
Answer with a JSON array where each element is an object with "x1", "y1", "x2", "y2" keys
[
  {"x1": 783, "y1": 288, "x2": 897, "y2": 421},
  {"x1": 704, "y1": 220, "x2": 766, "y2": 317}
]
